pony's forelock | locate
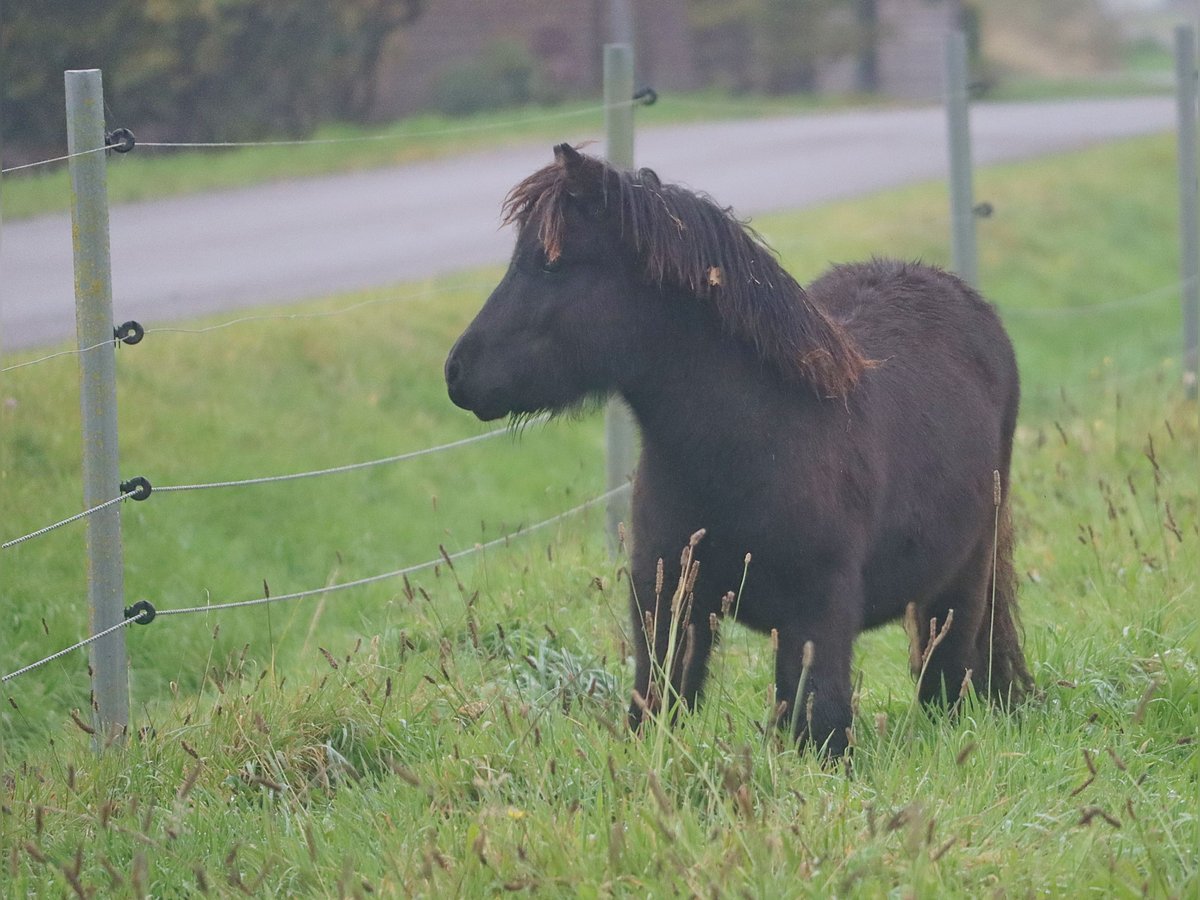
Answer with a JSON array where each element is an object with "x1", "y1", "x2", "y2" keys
[{"x1": 503, "y1": 165, "x2": 570, "y2": 262}]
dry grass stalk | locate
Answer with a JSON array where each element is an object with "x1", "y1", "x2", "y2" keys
[
  {"x1": 647, "y1": 770, "x2": 673, "y2": 815},
  {"x1": 957, "y1": 668, "x2": 975, "y2": 703},
  {"x1": 903, "y1": 603, "x2": 922, "y2": 676},
  {"x1": 789, "y1": 640, "x2": 816, "y2": 737},
  {"x1": 930, "y1": 836, "x2": 957, "y2": 862},
  {"x1": 1131, "y1": 678, "x2": 1161, "y2": 725},
  {"x1": 177, "y1": 763, "x2": 203, "y2": 802},
  {"x1": 1078, "y1": 806, "x2": 1122, "y2": 829},
  {"x1": 912, "y1": 609, "x2": 954, "y2": 704},
  {"x1": 988, "y1": 468, "x2": 1002, "y2": 696}
]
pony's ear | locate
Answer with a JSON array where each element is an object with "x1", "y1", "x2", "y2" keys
[
  {"x1": 553, "y1": 142, "x2": 584, "y2": 170},
  {"x1": 554, "y1": 142, "x2": 605, "y2": 206},
  {"x1": 636, "y1": 167, "x2": 661, "y2": 190}
]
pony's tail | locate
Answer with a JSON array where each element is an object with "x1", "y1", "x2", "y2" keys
[{"x1": 978, "y1": 498, "x2": 1034, "y2": 704}]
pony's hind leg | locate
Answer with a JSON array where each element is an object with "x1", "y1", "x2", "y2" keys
[
  {"x1": 915, "y1": 512, "x2": 1031, "y2": 707},
  {"x1": 913, "y1": 542, "x2": 991, "y2": 707},
  {"x1": 974, "y1": 501, "x2": 1033, "y2": 704}
]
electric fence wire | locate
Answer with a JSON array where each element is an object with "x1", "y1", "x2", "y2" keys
[
  {"x1": 136, "y1": 98, "x2": 641, "y2": 151},
  {"x1": 0, "y1": 146, "x2": 108, "y2": 175},
  {"x1": 1, "y1": 617, "x2": 141, "y2": 684},
  {"x1": 998, "y1": 279, "x2": 1190, "y2": 318},
  {"x1": 155, "y1": 482, "x2": 627, "y2": 618},
  {"x1": 1, "y1": 482, "x2": 630, "y2": 684},
  {"x1": 0, "y1": 278, "x2": 495, "y2": 374},
  {"x1": 3, "y1": 274, "x2": 1184, "y2": 377},
  {"x1": 154, "y1": 416, "x2": 548, "y2": 493},
  {"x1": 1, "y1": 489, "x2": 140, "y2": 550},
  {"x1": 1, "y1": 336, "x2": 133, "y2": 374},
  {"x1": 1, "y1": 97, "x2": 644, "y2": 177},
  {"x1": 0, "y1": 418, "x2": 547, "y2": 548}
]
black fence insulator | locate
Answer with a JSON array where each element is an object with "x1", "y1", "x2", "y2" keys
[
  {"x1": 633, "y1": 87, "x2": 658, "y2": 106},
  {"x1": 124, "y1": 600, "x2": 156, "y2": 625},
  {"x1": 120, "y1": 476, "x2": 153, "y2": 501},
  {"x1": 973, "y1": 201, "x2": 994, "y2": 218},
  {"x1": 114, "y1": 321, "x2": 145, "y2": 345},
  {"x1": 105, "y1": 128, "x2": 136, "y2": 153}
]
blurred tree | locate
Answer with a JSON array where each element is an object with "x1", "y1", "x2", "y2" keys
[
  {"x1": 1, "y1": 0, "x2": 424, "y2": 154},
  {"x1": 2, "y1": 1, "x2": 135, "y2": 152},
  {"x1": 688, "y1": 0, "x2": 862, "y2": 94},
  {"x1": 855, "y1": 0, "x2": 879, "y2": 93},
  {"x1": 331, "y1": 0, "x2": 426, "y2": 120}
]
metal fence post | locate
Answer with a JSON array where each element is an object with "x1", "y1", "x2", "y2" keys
[
  {"x1": 65, "y1": 69, "x2": 129, "y2": 744},
  {"x1": 603, "y1": 43, "x2": 638, "y2": 549},
  {"x1": 1175, "y1": 25, "x2": 1199, "y2": 400},
  {"x1": 944, "y1": 29, "x2": 978, "y2": 287},
  {"x1": 1, "y1": 85, "x2": 5, "y2": 526}
]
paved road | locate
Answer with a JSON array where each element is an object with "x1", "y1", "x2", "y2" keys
[{"x1": 1, "y1": 97, "x2": 1175, "y2": 351}]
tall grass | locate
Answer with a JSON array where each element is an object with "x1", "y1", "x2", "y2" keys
[{"x1": 0, "y1": 134, "x2": 1195, "y2": 895}]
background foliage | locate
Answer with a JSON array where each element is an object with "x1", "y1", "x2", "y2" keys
[
  {"x1": 688, "y1": 0, "x2": 870, "y2": 93},
  {"x1": 1, "y1": 0, "x2": 424, "y2": 152}
]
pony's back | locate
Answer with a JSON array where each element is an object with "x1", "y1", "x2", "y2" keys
[{"x1": 808, "y1": 259, "x2": 1015, "y2": 388}]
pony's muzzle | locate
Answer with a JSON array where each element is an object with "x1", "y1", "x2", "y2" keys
[
  {"x1": 445, "y1": 339, "x2": 506, "y2": 420},
  {"x1": 444, "y1": 350, "x2": 469, "y2": 409}
]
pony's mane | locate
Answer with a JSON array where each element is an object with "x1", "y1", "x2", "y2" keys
[{"x1": 502, "y1": 148, "x2": 868, "y2": 397}]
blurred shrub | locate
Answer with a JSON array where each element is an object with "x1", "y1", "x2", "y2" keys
[
  {"x1": 688, "y1": 0, "x2": 863, "y2": 94},
  {"x1": 431, "y1": 39, "x2": 557, "y2": 117}
]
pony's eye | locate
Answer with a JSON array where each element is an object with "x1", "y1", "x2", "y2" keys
[{"x1": 542, "y1": 258, "x2": 562, "y2": 275}]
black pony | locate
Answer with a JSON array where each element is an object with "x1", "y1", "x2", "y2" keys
[{"x1": 446, "y1": 144, "x2": 1032, "y2": 754}]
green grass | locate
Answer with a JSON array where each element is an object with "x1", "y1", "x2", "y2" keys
[
  {"x1": 1, "y1": 90, "x2": 859, "y2": 221},
  {"x1": 984, "y1": 73, "x2": 1173, "y2": 103},
  {"x1": 1, "y1": 134, "x2": 1196, "y2": 896}
]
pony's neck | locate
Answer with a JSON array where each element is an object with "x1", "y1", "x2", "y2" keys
[{"x1": 616, "y1": 295, "x2": 806, "y2": 463}]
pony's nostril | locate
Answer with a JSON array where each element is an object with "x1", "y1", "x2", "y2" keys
[{"x1": 445, "y1": 357, "x2": 462, "y2": 386}]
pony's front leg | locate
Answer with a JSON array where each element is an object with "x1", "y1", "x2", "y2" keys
[{"x1": 774, "y1": 579, "x2": 862, "y2": 756}]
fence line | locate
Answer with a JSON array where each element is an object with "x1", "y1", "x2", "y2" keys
[
  {"x1": 1024, "y1": 355, "x2": 1184, "y2": 405},
  {"x1": 1, "y1": 277, "x2": 497, "y2": 375},
  {"x1": 1, "y1": 272, "x2": 1183, "y2": 379},
  {"x1": 5, "y1": 294, "x2": 1179, "y2": 550},
  {"x1": 1, "y1": 489, "x2": 141, "y2": 550},
  {"x1": 1, "y1": 97, "x2": 649, "y2": 178},
  {"x1": 1, "y1": 483, "x2": 628, "y2": 684},
  {"x1": 999, "y1": 279, "x2": 1189, "y2": 319},
  {"x1": 0, "y1": 146, "x2": 107, "y2": 176},
  {"x1": 0, "y1": 262, "x2": 1184, "y2": 550},
  {"x1": 154, "y1": 416, "x2": 548, "y2": 493},
  {"x1": 1, "y1": 336, "x2": 130, "y2": 374},
  {"x1": 137, "y1": 98, "x2": 645, "y2": 152},
  {"x1": 158, "y1": 482, "x2": 627, "y2": 618},
  {"x1": 1, "y1": 418, "x2": 547, "y2": 549},
  {"x1": 1, "y1": 617, "x2": 143, "y2": 684},
  {"x1": 1074, "y1": 349, "x2": 1184, "y2": 390}
]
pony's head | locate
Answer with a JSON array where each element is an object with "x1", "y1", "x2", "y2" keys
[{"x1": 445, "y1": 143, "x2": 865, "y2": 421}]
